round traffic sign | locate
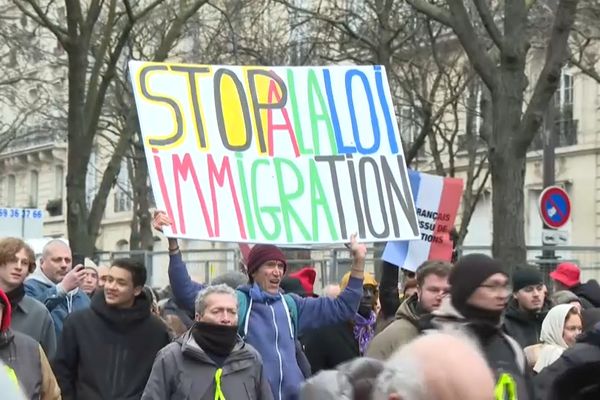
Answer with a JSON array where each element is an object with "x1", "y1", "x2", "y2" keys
[{"x1": 539, "y1": 186, "x2": 571, "y2": 229}]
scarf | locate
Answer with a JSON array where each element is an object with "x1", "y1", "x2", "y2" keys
[
  {"x1": 353, "y1": 311, "x2": 376, "y2": 355},
  {"x1": 6, "y1": 285, "x2": 25, "y2": 311},
  {"x1": 192, "y1": 321, "x2": 239, "y2": 357}
]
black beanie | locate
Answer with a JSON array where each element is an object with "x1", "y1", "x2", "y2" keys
[
  {"x1": 450, "y1": 253, "x2": 507, "y2": 311},
  {"x1": 512, "y1": 266, "x2": 543, "y2": 292}
]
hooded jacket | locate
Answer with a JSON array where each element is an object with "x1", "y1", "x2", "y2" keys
[
  {"x1": 141, "y1": 330, "x2": 273, "y2": 400},
  {"x1": 52, "y1": 292, "x2": 171, "y2": 400},
  {"x1": 534, "y1": 323, "x2": 600, "y2": 400},
  {"x1": 570, "y1": 280, "x2": 600, "y2": 309},
  {"x1": 503, "y1": 298, "x2": 551, "y2": 349},
  {"x1": 168, "y1": 252, "x2": 363, "y2": 400},
  {"x1": 365, "y1": 294, "x2": 422, "y2": 360},
  {"x1": 425, "y1": 297, "x2": 533, "y2": 400},
  {"x1": 24, "y1": 268, "x2": 90, "y2": 338}
]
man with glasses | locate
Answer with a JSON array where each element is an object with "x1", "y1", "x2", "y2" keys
[
  {"x1": 367, "y1": 261, "x2": 452, "y2": 360},
  {"x1": 503, "y1": 266, "x2": 550, "y2": 348},
  {"x1": 424, "y1": 253, "x2": 533, "y2": 400}
]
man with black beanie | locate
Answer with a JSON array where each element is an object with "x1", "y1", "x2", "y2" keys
[
  {"x1": 423, "y1": 253, "x2": 533, "y2": 400},
  {"x1": 503, "y1": 266, "x2": 550, "y2": 349}
]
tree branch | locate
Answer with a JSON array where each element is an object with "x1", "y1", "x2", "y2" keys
[
  {"x1": 518, "y1": 0, "x2": 578, "y2": 153},
  {"x1": 14, "y1": 0, "x2": 67, "y2": 45},
  {"x1": 406, "y1": 0, "x2": 452, "y2": 26},
  {"x1": 472, "y1": 0, "x2": 504, "y2": 50}
]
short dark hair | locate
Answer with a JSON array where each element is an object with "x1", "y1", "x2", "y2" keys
[
  {"x1": 111, "y1": 258, "x2": 147, "y2": 288},
  {"x1": 416, "y1": 261, "x2": 453, "y2": 287}
]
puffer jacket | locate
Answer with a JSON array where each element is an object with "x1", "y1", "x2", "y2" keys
[
  {"x1": 366, "y1": 294, "x2": 421, "y2": 360},
  {"x1": 571, "y1": 280, "x2": 600, "y2": 309},
  {"x1": 142, "y1": 330, "x2": 273, "y2": 400},
  {"x1": 503, "y1": 298, "x2": 551, "y2": 349},
  {"x1": 425, "y1": 297, "x2": 533, "y2": 400}
]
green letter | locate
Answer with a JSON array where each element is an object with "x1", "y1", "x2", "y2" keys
[
  {"x1": 309, "y1": 159, "x2": 338, "y2": 241},
  {"x1": 273, "y1": 158, "x2": 311, "y2": 242},
  {"x1": 235, "y1": 153, "x2": 256, "y2": 240},
  {"x1": 251, "y1": 159, "x2": 282, "y2": 240},
  {"x1": 307, "y1": 69, "x2": 337, "y2": 155}
]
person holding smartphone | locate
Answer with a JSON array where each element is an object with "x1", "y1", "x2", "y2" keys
[{"x1": 25, "y1": 240, "x2": 90, "y2": 338}]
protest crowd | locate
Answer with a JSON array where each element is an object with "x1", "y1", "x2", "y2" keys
[{"x1": 0, "y1": 210, "x2": 599, "y2": 400}]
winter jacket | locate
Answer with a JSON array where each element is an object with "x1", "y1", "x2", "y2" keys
[
  {"x1": 141, "y1": 330, "x2": 273, "y2": 400},
  {"x1": 366, "y1": 294, "x2": 421, "y2": 360},
  {"x1": 300, "y1": 357, "x2": 385, "y2": 400},
  {"x1": 425, "y1": 297, "x2": 533, "y2": 400},
  {"x1": 168, "y1": 252, "x2": 363, "y2": 400},
  {"x1": 570, "y1": 280, "x2": 600, "y2": 309},
  {"x1": 303, "y1": 322, "x2": 358, "y2": 373},
  {"x1": 503, "y1": 298, "x2": 550, "y2": 349},
  {"x1": 11, "y1": 295, "x2": 57, "y2": 359},
  {"x1": 0, "y1": 330, "x2": 61, "y2": 400},
  {"x1": 534, "y1": 324, "x2": 600, "y2": 400},
  {"x1": 24, "y1": 268, "x2": 90, "y2": 338},
  {"x1": 52, "y1": 291, "x2": 171, "y2": 400}
]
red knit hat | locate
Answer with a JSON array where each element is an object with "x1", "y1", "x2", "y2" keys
[
  {"x1": 0, "y1": 289, "x2": 12, "y2": 332},
  {"x1": 246, "y1": 245, "x2": 287, "y2": 279},
  {"x1": 289, "y1": 268, "x2": 317, "y2": 297}
]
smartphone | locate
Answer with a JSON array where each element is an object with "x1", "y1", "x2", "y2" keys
[{"x1": 72, "y1": 253, "x2": 85, "y2": 268}]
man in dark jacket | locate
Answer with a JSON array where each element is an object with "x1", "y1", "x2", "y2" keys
[
  {"x1": 534, "y1": 321, "x2": 600, "y2": 400},
  {"x1": 142, "y1": 284, "x2": 272, "y2": 399},
  {"x1": 303, "y1": 272, "x2": 379, "y2": 372},
  {"x1": 425, "y1": 254, "x2": 533, "y2": 400},
  {"x1": 52, "y1": 258, "x2": 170, "y2": 400},
  {"x1": 550, "y1": 262, "x2": 600, "y2": 309},
  {"x1": 503, "y1": 266, "x2": 550, "y2": 349}
]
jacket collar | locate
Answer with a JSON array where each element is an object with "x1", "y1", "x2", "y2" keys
[
  {"x1": 180, "y1": 330, "x2": 255, "y2": 366},
  {"x1": 27, "y1": 268, "x2": 80, "y2": 296}
]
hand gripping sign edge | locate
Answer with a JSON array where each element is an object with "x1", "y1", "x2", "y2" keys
[{"x1": 539, "y1": 186, "x2": 571, "y2": 229}]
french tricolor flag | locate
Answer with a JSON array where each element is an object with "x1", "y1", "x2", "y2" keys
[{"x1": 383, "y1": 170, "x2": 463, "y2": 271}]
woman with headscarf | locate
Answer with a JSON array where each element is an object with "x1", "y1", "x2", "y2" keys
[
  {"x1": 524, "y1": 304, "x2": 582, "y2": 373},
  {"x1": 302, "y1": 272, "x2": 379, "y2": 373}
]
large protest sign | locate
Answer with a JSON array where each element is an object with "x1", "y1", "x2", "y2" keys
[
  {"x1": 129, "y1": 62, "x2": 419, "y2": 244},
  {"x1": 383, "y1": 171, "x2": 463, "y2": 271}
]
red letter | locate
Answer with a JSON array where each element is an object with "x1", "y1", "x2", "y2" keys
[
  {"x1": 267, "y1": 79, "x2": 300, "y2": 157},
  {"x1": 153, "y1": 149, "x2": 178, "y2": 234},
  {"x1": 172, "y1": 153, "x2": 214, "y2": 237},
  {"x1": 207, "y1": 155, "x2": 247, "y2": 239}
]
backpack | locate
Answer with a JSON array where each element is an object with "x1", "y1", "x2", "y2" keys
[
  {"x1": 236, "y1": 290, "x2": 311, "y2": 377},
  {"x1": 236, "y1": 290, "x2": 299, "y2": 338}
]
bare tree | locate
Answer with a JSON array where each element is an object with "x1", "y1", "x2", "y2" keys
[{"x1": 407, "y1": 0, "x2": 578, "y2": 265}]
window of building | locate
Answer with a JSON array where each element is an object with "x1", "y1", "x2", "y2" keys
[
  {"x1": 114, "y1": 160, "x2": 132, "y2": 213},
  {"x1": 29, "y1": 171, "x2": 39, "y2": 207},
  {"x1": 55, "y1": 165, "x2": 64, "y2": 199},
  {"x1": 7, "y1": 175, "x2": 16, "y2": 207}
]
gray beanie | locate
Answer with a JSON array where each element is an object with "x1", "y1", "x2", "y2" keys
[
  {"x1": 551, "y1": 290, "x2": 580, "y2": 306},
  {"x1": 210, "y1": 271, "x2": 248, "y2": 290}
]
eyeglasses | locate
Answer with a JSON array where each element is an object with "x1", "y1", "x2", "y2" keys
[{"x1": 479, "y1": 283, "x2": 512, "y2": 293}]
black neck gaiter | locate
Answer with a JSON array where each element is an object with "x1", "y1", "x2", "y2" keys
[
  {"x1": 191, "y1": 321, "x2": 238, "y2": 356},
  {"x1": 6, "y1": 285, "x2": 25, "y2": 311}
]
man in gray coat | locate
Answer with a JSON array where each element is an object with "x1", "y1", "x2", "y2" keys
[
  {"x1": 0, "y1": 238, "x2": 56, "y2": 358},
  {"x1": 142, "y1": 284, "x2": 273, "y2": 400}
]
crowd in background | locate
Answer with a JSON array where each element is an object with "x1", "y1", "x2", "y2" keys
[{"x1": 0, "y1": 211, "x2": 600, "y2": 399}]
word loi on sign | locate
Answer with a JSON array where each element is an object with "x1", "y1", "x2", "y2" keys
[
  {"x1": 129, "y1": 62, "x2": 420, "y2": 244},
  {"x1": 382, "y1": 171, "x2": 463, "y2": 271}
]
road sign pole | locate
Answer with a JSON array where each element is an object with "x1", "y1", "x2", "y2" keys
[{"x1": 542, "y1": 99, "x2": 556, "y2": 261}]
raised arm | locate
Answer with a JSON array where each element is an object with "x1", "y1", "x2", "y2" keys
[
  {"x1": 296, "y1": 234, "x2": 366, "y2": 333},
  {"x1": 153, "y1": 212, "x2": 205, "y2": 313},
  {"x1": 378, "y1": 260, "x2": 401, "y2": 320}
]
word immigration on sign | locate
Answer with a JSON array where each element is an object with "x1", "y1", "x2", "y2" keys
[{"x1": 129, "y1": 62, "x2": 420, "y2": 244}]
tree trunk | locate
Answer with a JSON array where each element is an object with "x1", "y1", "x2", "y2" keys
[
  {"x1": 129, "y1": 138, "x2": 154, "y2": 251},
  {"x1": 65, "y1": 43, "x2": 95, "y2": 256},
  {"x1": 489, "y1": 89, "x2": 527, "y2": 267}
]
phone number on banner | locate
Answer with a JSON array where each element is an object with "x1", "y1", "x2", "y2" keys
[{"x1": 0, "y1": 208, "x2": 43, "y2": 219}]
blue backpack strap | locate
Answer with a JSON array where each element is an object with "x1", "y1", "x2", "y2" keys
[
  {"x1": 283, "y1": 294, "x2": 299, "y2": 336},
  {"x1": 236, "y1": 290, "x2": 248, "y2": 337}
]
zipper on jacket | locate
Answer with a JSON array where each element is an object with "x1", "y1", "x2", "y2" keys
[{"x1": 269, "y1": 304, "x2": 284, "y2": 400}]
